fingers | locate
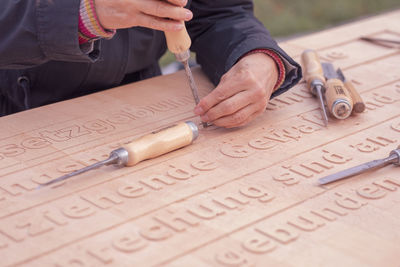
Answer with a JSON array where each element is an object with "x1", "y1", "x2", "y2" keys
[
  {"x1": 140, "y1": 0, "x2": 192, "y2": 22},
  {"x1": 166, "y1": 0, "x2": 188, "y2": 6},
  {"x1": 211, "y1": 103, "x2": 266, "y2": 128},
  {"x1": 194, "y1": 76, "x2": 246, "y2": 117},
  {"x1": 135, "y1": 13, "x2": 184, "y2": 31}
]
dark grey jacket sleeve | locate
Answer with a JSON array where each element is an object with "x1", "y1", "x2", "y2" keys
[
  {"x1": 187, "y1": 0, "x2": 301, "y2": 95},
  {"x1": 0, "y1": 0, "x2": 95, "y2": 69}
]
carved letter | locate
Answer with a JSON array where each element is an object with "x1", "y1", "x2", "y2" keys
[
  {"x1": 357, "y1": 184, "x2": 387, "y2": 199},
  {"x1": 112, "y1": 233, "x2": 148, "y2": 253}
]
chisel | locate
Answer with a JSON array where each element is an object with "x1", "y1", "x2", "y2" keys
[
  {"x1": 322, "y1": 63, "x2": 353, "y2": 120},
  {"x1": 37, "y1": 121, "x2": 198, "y2": 188},
  {"x1": 301, "y1": 50, "x2": 329, "y2": 126},
  {"x1": 319, "y1": 146, "x2": 400, "y2": 185},
  {"x1": 337, "y1": 68, "x2": 365, "y2": 114},
  {"x1": 164, "y1": 21, "x2": 207, "y2": 128}
]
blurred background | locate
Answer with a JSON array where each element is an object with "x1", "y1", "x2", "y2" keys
[{"x1": 160, "y1": 0, "x2": 400, "y2": 70}]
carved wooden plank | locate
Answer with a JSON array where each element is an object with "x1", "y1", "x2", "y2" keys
[{"x1": 0, "y1": 10, "x2": 399, "y2": 267}]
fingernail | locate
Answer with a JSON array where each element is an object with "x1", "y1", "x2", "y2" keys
[
  {"x1": 194, "y1": 106, "x2": 203, "y2": 115},
  {"x1": 201, "y1": 114, "x2": 209, "y2": 122},
  {"x1": 185, "y1": 11, "x2": 193, "y2": 20}
]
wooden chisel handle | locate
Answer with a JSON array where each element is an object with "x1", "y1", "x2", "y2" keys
[
  {"x1": 164, "y1": 23, "x2": 191, "y2": 55},
  {"x1": 122, "y1": 121, "x2": 198, "y2": 166},
  {"x1": 343, "y1": 81, "x2": 365, "y2": 113},
  {"x1": 301, "y1": 49, "x2": 326, "y2": 94},
  {"x1": 325, "y1": 78, "x2": 353, "y2": 119}
]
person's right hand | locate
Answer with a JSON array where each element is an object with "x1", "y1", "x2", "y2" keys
[{"x1": 95, "y1": 0, "x2": 192, "y2": 31}]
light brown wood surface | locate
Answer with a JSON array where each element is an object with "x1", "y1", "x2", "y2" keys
[{"x1": 0, "y1": 10, "x2": 400, "y2": 267}]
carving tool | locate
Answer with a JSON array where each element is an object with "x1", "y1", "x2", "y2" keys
[
  {"x1": 301, "y1": 50, "x2": 329, "y2": 126},
  {"x1": 322, "y1": 63, "x2": 353, "y2": 120},
  {"x1": 360, "y1": 36, "x2": 400, "y2": 48},
  {"x1": 337, "y1": 68, "x2": 365, "y2": 114},
  {"x1": 319, "y1": 146, "x2": 400, "y2": 185},
  {"x1": 164, "y1": 21, "x2": 207, "y2": 128},
  {"x1": 38, "y1": 121, "x2": 199, "y2": 188}
]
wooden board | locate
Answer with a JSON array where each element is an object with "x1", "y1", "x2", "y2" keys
[{"x1": 0, "y1": 10, "x2": 399, "y2": 267}]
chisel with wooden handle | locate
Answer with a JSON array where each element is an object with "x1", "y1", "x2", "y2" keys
[
  {"x1": 164, "y1": 20, "x2": 207, "y2": 128},
  {"x1": 37, "y1": 121, "x2": 199, "y2": 188},
  {"x1": 322, "y1": 63, "x2": 353, "y2": 120},
  {"x1": 301, "y1": 49, "x2": 329, "y2": 126},
  {"x1": 337, "y1": 68, "x2": 365, "y2": 114}
]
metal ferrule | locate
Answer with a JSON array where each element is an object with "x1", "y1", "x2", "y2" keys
[
  {"x1": 331, "y1": 99, "x2": 352, "y2": 119},
  {"x1": 389, "y1": 147, "x2": 400, "y2": 166},
  {"x1": 185, "y1": 121, "x2": 199, "y2": 142},
  {"x1": 175, "y1": 50, "x2": 190, "y2": 63},
  {"x1": 310, "y1": 80, "x2": 326, "y2": 94},
  {"x1": 110, "y1": 148, "x2": 130, "y2": 167}
]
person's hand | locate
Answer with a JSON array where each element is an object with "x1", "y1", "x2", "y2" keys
[
  {"x1": 194, "y1": 53, "x2": 279, "y2": 128},
  {"x1": 95, "y1": 0, "x2": 192, "y2": 31}
]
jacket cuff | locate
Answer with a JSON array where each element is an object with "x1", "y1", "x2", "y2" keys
[
  {"x1": 79, "y1": 0, "x2": 116, "y2": 44},
  {"x1": 36, "y1": 0, "x2": 99, "y2": 62},
  {"x1": 224, "y1": 37, "x2": 302, "y2": 98}
]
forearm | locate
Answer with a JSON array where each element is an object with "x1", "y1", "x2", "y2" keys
[
  {"x1": 187, "y1": 0, "x2": 302, "y2": 94},
  {"x1": 0, "y1": 0, "x2": 96, "y2": 69}
]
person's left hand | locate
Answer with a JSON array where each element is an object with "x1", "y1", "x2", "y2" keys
[{"x1": 194, "y1": 53, "x2": 279, "y2": 128}]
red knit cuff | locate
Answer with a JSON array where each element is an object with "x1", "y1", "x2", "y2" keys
[
  {"x1": 78, "y1": 0, "x2": 116, "y2": 44},
  {"x1": 242, "y1": 49, "x2": 286, "y2": 91}
]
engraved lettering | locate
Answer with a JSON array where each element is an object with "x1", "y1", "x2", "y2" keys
[
  {"x1": 287, "y1": 214, "x2": 325, "y2": 231},
  {"x1": 21, "y1": 137, "x2": 51, "y2": 149},
  {"x1": 334, "y1": 192, "x2": 367, "y2": 210},
  {"x1": 87, "y1": 246, "x2": 113, "y2": 264},
  {"x1": 242, "y1": 233, "x2": 276, "y2": 254},
  {"x1": 140, "y1": 175, "x2": 176, "y2": 190},
  {"x1": 295, "y1": 124, "x2": 321, "y2": 134},
  {"x1": 167, "y1": 166, "x2": 198, "y2": 180},
  {"x1": 81, "y1": 192, "x2": 123, "y2": 209},
  {"x1": 62, "y1": 201, "x2": 96, "y2": 219},
  {"x1": 117, "y1": 184, "x2": 149, "y2": 198},
  {"x1": 191, "y1": 160, "x2": 218, "y2": 171},
  {"x1": 256, "y1": 225, "x2": 299, "y2": 244},
  {"x1": 43, "y1": 210, "x2": 68, "y2": 226},
  {"x1": 0, "y1": 144, "x2": 25, "y2": 157},
  {"x1": 82, "y1": 120, "x2": 115, "y2": 134},
  {"x1": 112, "y1": 233, "x2": 148, "y2": 253},
  {"x1": 300, "y1": 161, "x2": 333, "y2": 174},
  {"x1": 272, "y1": 172, "x2": 300, "y2": 186},
  {"x1": 283, "y1": 165, "x2": 314, "y2": 178},
  {"x1": 373, "y1": 177, "x2": 400, "y2": 191},
  {"x1": 248, "y1": 138, "x2": 276, "y2": 150},
  {"x1": 58, "y1": 125, "x2": 90, "y2": 139},
  {"x1": 215, "y1": 249, "x2": 252, "y2": 267},
  {"x1": 154, "y1": 211, "x2": 199, "y2": 232},
  {"x1": 106, "y1": 113, "x2": 134, "y2": 124},
  {"x1": 239, "y1": 186, "x2": 274, "y2": 203},
  {"x1": 39, "y1": 130, "x2": 70, "y2": 142},
  {"x1": 366, "y1": 136, "x2": 396, "y2": 147},
  {"x1": 220, "y1": 143, "x2": 254, "y2": 158},
  {"x1": 364, "y1": 100, "x2": 384, "y2": 110},
  {"x1": 322, "y1": 150, "x2": 352, "y2": 164},
  {"x1": 357, "y1": 184, "x2": 387, "y2": 199},
  {"x1": 372, "y1": 93, "x2": 396, "y2": 104},
  {"x1": 139, "y1": 222, "x2": 172, "y2": 241},
  {"x1": 1, "y1": 180, "x2": 37, "y2": 195},
  {"x1": 213, "y1": 194, "x2": 250, "y2": 210},
  {"x1": 187, "y1": 203, "x2": 226, "y2": 220},
  {"x1": 310, "y1": 204, "x2": 348, "y2": 221}
]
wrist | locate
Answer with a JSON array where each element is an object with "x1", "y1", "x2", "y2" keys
[
  {"x1": 241, "y1": 49, "x2": 286, "y2": 91},
  {"x1": 79, "y1": 0, "x2": 116, "y2": 44}
]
